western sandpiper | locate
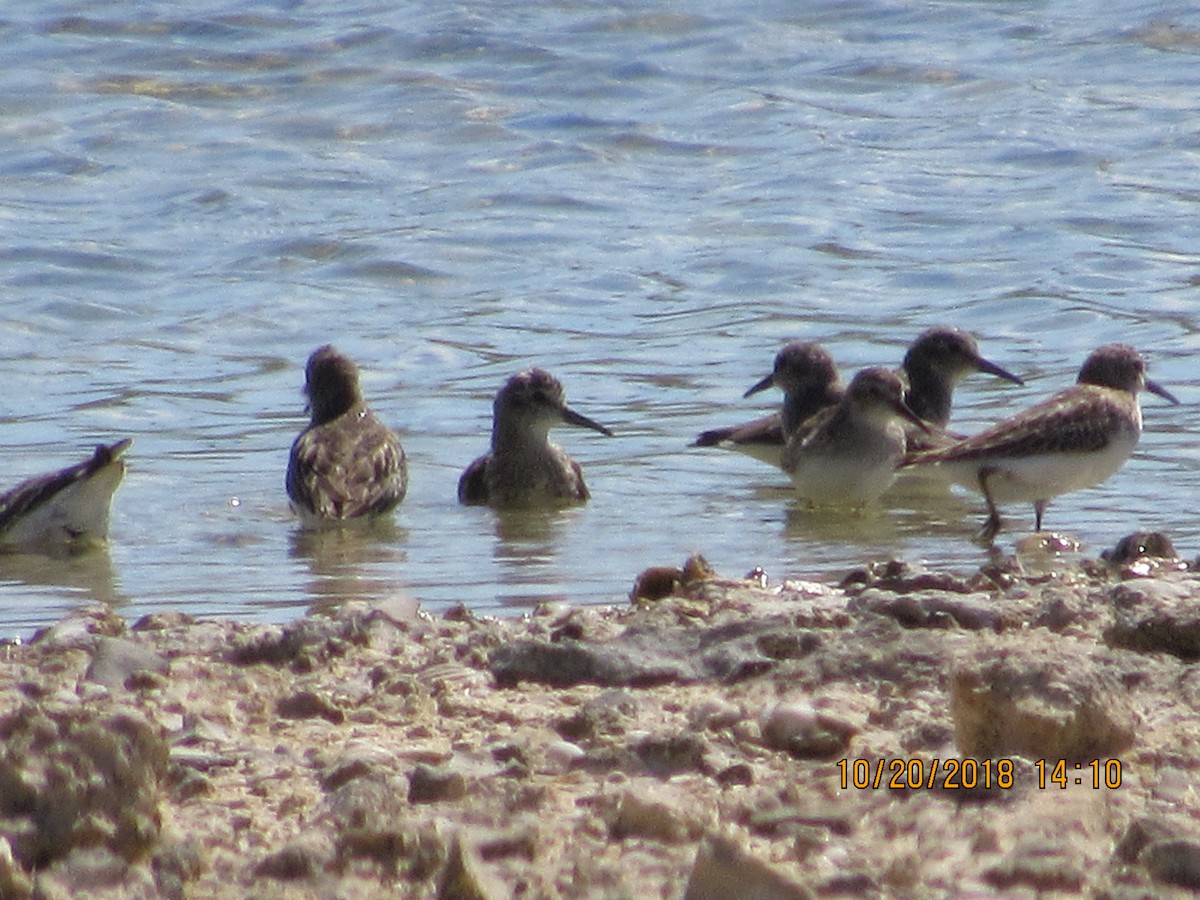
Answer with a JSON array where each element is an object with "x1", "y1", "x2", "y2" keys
[
  {"x1": 901, "y1": 327, "x2": 1025, "y2": 428},
  {"x1": 458, "y1": 368, "x2": 613, "y2": 508},
  {"x1": 782, "y1": 367, "x2": 928, "y2": 506},
  {"x1": 903, "y1": 343, "x2": 1178, "y2": 540},
  {"x1": 691, "y1": 342, "x2": 843, "y2": 467},
  {"x1": 0, "y1": 438, "x2": 131, "y2": 548},
  {"x1": 286, "y1": 345, "x2": 408, "y2": 524}
]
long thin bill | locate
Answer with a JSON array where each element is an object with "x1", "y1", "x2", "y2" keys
[
  {"x1": 1147, "y1": 378, "x2": 1180, "y2": 405},
  {"x1": 742, "y1": 372, "x2": 775, "y2": 398},
  {"x1": 975, "y1": 356, "x2": 1025, "y2": 386},
  {"x1": 562, "y1": 406, "x2": 614, "y2": 436}
]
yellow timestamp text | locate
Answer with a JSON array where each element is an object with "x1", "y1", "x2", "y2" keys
[{"x1": 836, "y1": 757, "x2": 1125, "y2": 791}]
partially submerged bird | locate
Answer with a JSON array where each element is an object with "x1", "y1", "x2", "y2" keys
[
  {"x1": 903, "y1": 344, "x2": 1178, "y2": 541},
  {"x1": 286, "y1": 345, "x2": 407, "y2": 525},
  {"x1": 781, "y1": 367, "x2": 928, "y2": 507},
  {"x1": 691, "y1": 342, "x2": 844, "y2": 467},
  {"x1": 458, "y1": 368, "x2": 613, "y2": 508},
  {"x1": 0, "y1": 438, "x2": 131, "y2": 549}
]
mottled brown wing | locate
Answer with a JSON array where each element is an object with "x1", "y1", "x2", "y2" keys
[
  {"x1": 925, "y1": 387, "x2": 1127, "y2": 462},
  {"x1": 0, "y1": 439, "x2": 132, "y2": 533},
  {"x1": 457, "y1": 454, "x2": 491, "y2": 505},
  {"x1": 692, "y1": 412, "x2": 784, "y2": 448},
  {"x1": 287, "y1": 412, "x2": 406, "y2": 520}
]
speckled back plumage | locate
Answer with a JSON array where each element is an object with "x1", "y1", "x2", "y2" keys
[{"x1": 286, "y1": 346, "x2": 407, "y2": 523}]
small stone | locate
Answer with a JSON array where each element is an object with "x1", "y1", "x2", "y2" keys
[
  {"x1": 542, "y1": 740, "x2": 586, "y2": 773},
  {"x1": 255, "y1": 838, "x2": 329, "y2": 880},
  {"x1": 436, "y1": 832, "x2": 505, "y2": 900},
  {"x1": 760, "y1": 701, "x2": 855, "y2": 759},
  {"x1": 408, "y1": 764, "x2": 467, "y2": 803},
  {"x1": 690, "y1": 698, "x2": 744, "y2": 731},
  {"x1": 1143, "y1": 839, "x2": 1200, "y2": 888},
  {"x1": 610, "y1": 784, "x2": 705, "y2": 843},
  {"x1": 85, "y1": 637, "x2": 169, "y2": 690},
  {"x1": 682, "y1": 834, "x2": 815, "y2": 900},
  {"x1": 276, "y1": 690, "x2": 345, "y2": 724}
]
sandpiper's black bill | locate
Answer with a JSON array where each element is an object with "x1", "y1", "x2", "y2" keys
[
  {"x1": 562, "y1": 406, "x2": 614, "y2": 436},
  {"x1": 1147, "y1": 378, "x2": 1180, "y2": 405},
  {"x1": 742, "y1": 372, "x2": 776, "y2": 398},
  {"x1": 975, "y1": 356, "x2": 1025, "y2": 386}
]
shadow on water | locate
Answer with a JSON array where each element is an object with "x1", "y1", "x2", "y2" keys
[
  {"x1": 487, "y1": 506, "x2": 580, "y2": 608},
  {"x1": 288, "y1": 519, "x2": 411, "y2": 613},
  {"x1": 0, "y1": 544, "x2": 124, "y2": 608}
]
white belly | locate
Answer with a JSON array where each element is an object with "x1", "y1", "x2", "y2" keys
[
  {"x1": 789, "y1": 453, "x2": 899, "y2": 506},
  {"x1": 928, "y1": 437, "x2": 1137, "y2": 503}
]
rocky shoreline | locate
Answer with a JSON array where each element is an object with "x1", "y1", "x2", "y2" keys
[{"x1": 4, "y1": 534, "x2": 1200, "y2": 898}]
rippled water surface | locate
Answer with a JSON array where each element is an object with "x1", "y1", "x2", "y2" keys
[{"x1": 1, "y1": 0, "x2": 1199, "y2": 637}]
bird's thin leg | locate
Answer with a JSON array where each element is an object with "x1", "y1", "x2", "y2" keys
[
  {"x1": 976, "y1": 466, "x2": 1003, "y2": 543},
  {"x1": 1034, "y1": 499, "x2": 1048, "y2": 532}
]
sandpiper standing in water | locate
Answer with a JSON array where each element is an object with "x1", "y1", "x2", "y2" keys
[
  {"x1": 286, "y1": 345, "x2": 408, "y2": 525},
  {"x1": 781, "y1": 367, "x2": 929, "y2": 507},
  {"x1": 0, "y1": 439, "x2": 131, "y2": 549},
  {"x1": 903, "y1": 343, "x2": 1178, "y2": 541},
  {"x1": 691, "y1": 341, "x2": 844, "y2": 467},
  {"x1": 458, "y1": 368, "x2": 613, "y2": 508}
]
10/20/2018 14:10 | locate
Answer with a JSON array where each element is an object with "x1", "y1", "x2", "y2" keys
[{"x1": 835, "y1": 757, "x2": 1123, "y2": 791}]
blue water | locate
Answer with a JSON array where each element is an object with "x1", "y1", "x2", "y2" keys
[{"x1": 0, "y1": 0, "x2": 1198, "y2": 637}]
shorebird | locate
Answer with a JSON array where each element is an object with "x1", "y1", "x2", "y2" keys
[
  {"x1": 458, "y1": 368, "x2": 613, "y2": 508},
  {"x1": 781, "y1": 367, "x2": 929, "y2": 507},
  {"x1": 693, "y1": 329, "x2": 1021, "y2": 467},
  {"x1": 0, "y1": 438, "x2": 131, "y2": 549},
  {"x1": 901, "y1": 327, "x2": 1025, "y2": 428},
  {"x1": 903, "y1": 343, "x2": 1178, "y2": 541},
  {"x1": 691, "y1": 342, "x2": 844, "y2": 467},
  {"x1": 286, "y1": 345, "x2": 407, "y2": 525}
]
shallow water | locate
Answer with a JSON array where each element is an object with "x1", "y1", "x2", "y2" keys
[{"x1": 1, "y1": 0, "x2": 1199, "y2": 637}]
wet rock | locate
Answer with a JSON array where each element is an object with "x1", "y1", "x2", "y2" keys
[
  {"x1": 840, "y1": 559, "x2": 980, "y2": 595},
  {"x1": 760, "y1": 701, "x2": 856, "y2": 759},
  {"x1": 1104, "y1": 578, "x2": 1200, "y2": 660},
  {"x1": 409, "y1": 764, "x2": 468, "y2": 803},
  {"x1": 630, "y1": 566, "x2": 684, "y2": 602},
  {"x1": 951, "y1": 643, "x2": 1135, "y2": 760},
  {"x1": 682, "y1": 834, "x2": 815, "y2": 900},
  {"x1": 1103, "y1": 531, "x2": 1179, "y2": 565},
  {"x1": 0, "y1": 703, "x2": 167, "y2": 870}
]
